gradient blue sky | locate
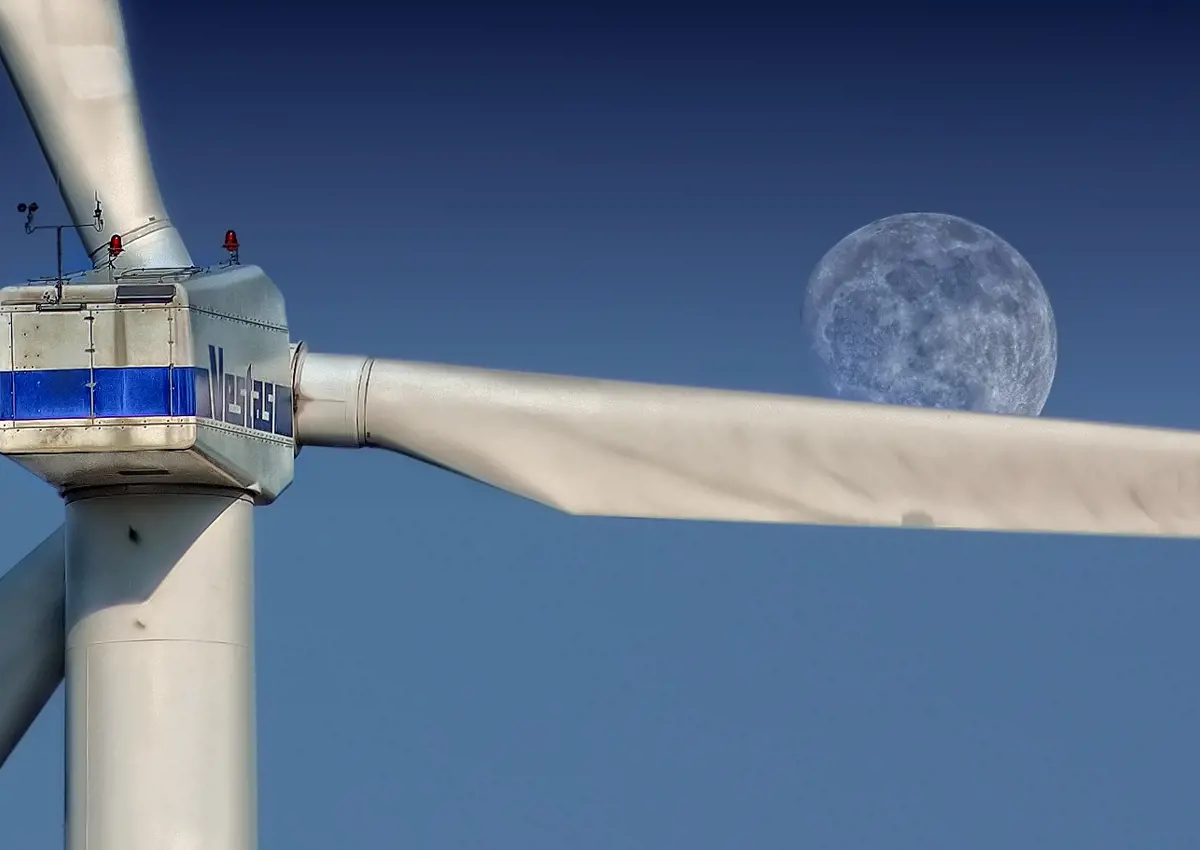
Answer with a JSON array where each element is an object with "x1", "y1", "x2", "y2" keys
[{"x1": 1, "y1": 3, "x2": 1199, "y2": 848}]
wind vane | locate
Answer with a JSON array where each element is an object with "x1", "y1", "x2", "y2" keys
[{"x1": 15, "y1": 195, "x2": 106, "y2": 297}]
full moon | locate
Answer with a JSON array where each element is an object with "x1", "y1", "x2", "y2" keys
[{"x1": 802, "y1": 212, "x2": 1057, "y2": 415}]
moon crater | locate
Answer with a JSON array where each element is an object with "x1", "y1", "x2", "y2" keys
[{"x1": 802, "y1": 212, "x2": 1057, "y2": 416}]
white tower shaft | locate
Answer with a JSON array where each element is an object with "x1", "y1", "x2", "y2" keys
[{"x1": 65, "y1": 489, "x2": 257, "y2": 850}]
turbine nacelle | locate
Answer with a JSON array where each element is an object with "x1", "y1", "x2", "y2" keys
[{"x1": 0, "y1": 263, "x2": 294, "y2": 501}]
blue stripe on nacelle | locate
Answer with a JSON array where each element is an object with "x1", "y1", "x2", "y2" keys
[
  {"x1": 0, "y1": 366, "x2": 293, "y2": 439},
  {"x1": 0, "y1": 366, "x2": 192, "y2": 420},
  {"x1": 94, "y1": 367, "x2": 192, "y2": 418},
  {"x1": 169, "y1": 368, "x2": 199, "y2": 419},
  {"x1": 12, "y1": 369, "x2": 93, "y2": 419}
]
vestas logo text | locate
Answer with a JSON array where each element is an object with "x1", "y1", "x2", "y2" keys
[{"x1": 193, "y1": 345, "x2": 293, "y2": 439}]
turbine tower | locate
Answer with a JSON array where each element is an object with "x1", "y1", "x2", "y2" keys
[{"x1": 1, "y1": 2, "x2": 1199, "y2": 848}]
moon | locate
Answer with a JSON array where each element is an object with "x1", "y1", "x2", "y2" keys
[{"x1": 802, "y1": 212, "x2": 1057, "y2": 416}]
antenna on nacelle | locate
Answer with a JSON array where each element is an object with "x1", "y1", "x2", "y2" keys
[{"x1": 16, "y1": 195, "x2": 107, "y2": 300}]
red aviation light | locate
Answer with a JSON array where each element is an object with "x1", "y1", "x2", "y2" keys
[
  {"x1": 107, "y1": 234, "x2": 123, "y2": 257},
  {"x1": 223, "y1": 230, "x2": 239, "y2": 253}
]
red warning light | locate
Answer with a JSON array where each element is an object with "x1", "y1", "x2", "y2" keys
[
  {"x1": 223, "y1": 230, "x2": 239, "y2": 253},
  {"x1": 107, "y1": 234, "x2": 123, "y2": 257}
]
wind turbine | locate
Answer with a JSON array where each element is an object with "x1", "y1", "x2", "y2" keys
[{"x1": 0, "y1": 2, "x2": 1198, "y2": 849}]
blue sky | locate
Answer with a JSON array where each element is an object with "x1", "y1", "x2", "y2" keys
[{"x1": 1, "y1": 3, "x2": 1199, "y2": 848}]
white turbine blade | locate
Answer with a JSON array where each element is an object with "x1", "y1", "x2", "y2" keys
[
  {"x1": 294, "y1": 352, "x2": 1200, "y2": 538},
  {"x1": 0, "y1": 527, "x2": 64, "y2": 769},
  {"x1": 0, "y1": 0, "x2": 190, "y2": 268}
]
